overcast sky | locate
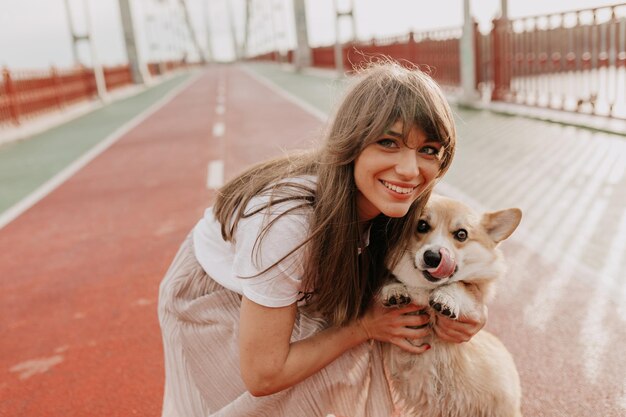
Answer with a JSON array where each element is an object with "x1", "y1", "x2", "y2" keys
[{"x1": 0, "y1": 0, "x2": 622, "y2": 69}]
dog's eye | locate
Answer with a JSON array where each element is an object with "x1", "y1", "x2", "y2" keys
[
  {"x1": 454, "y1": 229, "x2": 468, "y2": 242},
  {"x1": 417, "y1": 220, "x2": 430, "y2": 233}
]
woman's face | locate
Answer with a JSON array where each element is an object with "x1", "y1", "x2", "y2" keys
[{"x1": 354, "y1": 120, "x2": 443, "y2": 222}]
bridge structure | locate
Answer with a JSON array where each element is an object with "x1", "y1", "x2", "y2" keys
[{"x1": 2, "y1": 2, "x2": 626, "y2": 128}]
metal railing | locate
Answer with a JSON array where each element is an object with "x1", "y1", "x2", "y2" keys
[
  {"x1": 250, "y1": 2, "x2": 626, "y2": 121},
  {"x1": 0, "y1": 61, "x2": 192, "y2": 126},
  {"x1": 308, "y1": 28, "x2": 462, "y2": 87},
  {"x1": 486, "y1": 3, "x2": 626, "y2": 118},
  {"x1": 1, "y1": 66, "x2": 103, "y2": 126}
]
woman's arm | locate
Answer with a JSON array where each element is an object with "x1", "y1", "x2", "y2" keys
[{"x1": 239, "y1": 296, "x2": 431, "y2": 396}]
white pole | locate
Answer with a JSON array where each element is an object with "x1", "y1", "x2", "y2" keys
[
  {"x1": 460, "y1": 0, "x2": 478, "y2": 104},
  {"x1": 293, "y1": 0, "x2": 311, "y2": 69},
  {"x1": 501, "y1": 0, "x2": 508, "y2": 19},
  {"x1": 349, "y1": 0, "x2": 356, "y2": 42},
  {"x1": 203, "y1": 0, "x2": 214, "y2": 61},
  {"x1": 118, "y1": 0, "x2": 149, "y2": 84},
  {"x1": 63, "y1": 0, "x2": 81, "y2": 65},
  {"x1": 226, "y1": 0, "x2": 240, "y2": 60},
  {"x1": 333, "y1": 0, "x2": 344, "y2": 76},
  {"x1": 242, "y1": 0, "x2": 251, "y2": 57},
  {"x1": 269, "y1": 0, "x2": 279, "y2": 59},
  {"x1": 84, "y1": 0, "x2": 108, "y2": 102}
]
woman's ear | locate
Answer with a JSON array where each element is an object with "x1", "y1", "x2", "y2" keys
[{"x1": 480, "y1": 208, "x2": 522, "y2": 244}]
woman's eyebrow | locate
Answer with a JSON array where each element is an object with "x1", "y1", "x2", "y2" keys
[
  {"x1": 384, "y1": 129, "x2": 403, "y2": 138},
  {"x1": 385, "y1": 129, "x2": 442, "y2": 145}
]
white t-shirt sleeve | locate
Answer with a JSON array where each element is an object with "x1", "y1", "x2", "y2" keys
[{"x1": 233, "y1": 197, "x2": 309, "y2": 307}]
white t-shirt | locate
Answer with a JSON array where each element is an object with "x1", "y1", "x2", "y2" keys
[{"x1": 192, "y1": 176, "x2": 316, "y2": 308}]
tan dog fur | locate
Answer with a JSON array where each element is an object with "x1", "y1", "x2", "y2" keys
[{"x1": 380, "y1": 195, "x2": 523, "y2": 417}]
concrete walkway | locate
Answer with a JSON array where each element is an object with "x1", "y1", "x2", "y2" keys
[{"x1": 0, "y1": 62, "x2": 624, "y2": 416}]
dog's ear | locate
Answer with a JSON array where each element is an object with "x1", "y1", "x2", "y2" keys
[{"x1": 481, "y1": 208, "x2": 522, "y2": 243}]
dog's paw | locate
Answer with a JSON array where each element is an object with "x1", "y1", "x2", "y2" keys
[
  {"x1": 429, "y1": 290, "x2": 460, "y2": 319},
  {"x1": 380, "y1": 283, "x2": 412, "y2": 307}
]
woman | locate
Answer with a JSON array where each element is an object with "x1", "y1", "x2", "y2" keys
[{"x1": 158, "y1": 60, "x2": 486, "y2": 417}]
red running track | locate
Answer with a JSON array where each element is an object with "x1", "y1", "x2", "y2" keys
[{"x1": 0, "y1": 66, "x2": 321, "y2": 416}]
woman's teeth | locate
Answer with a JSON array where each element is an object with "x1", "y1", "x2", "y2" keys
[{"x1": 381, "y1": 180, "x2": 415, "y2": 194}]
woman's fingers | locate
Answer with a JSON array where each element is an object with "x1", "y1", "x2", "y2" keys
[
  {"x1": 433, "y1": 325, "x2": 471, "y2": 343},
  {"x1": 434, "y1": 308, "x2": 486, "y2": 343},
  {"x1": 391, "y1": 303, "x2": 427, "y2": 315},
  {"x1": 398, "y1": 309, "x2": 429, "y2": 327},
  {"x1": 399, "y1": 326, "x2": 431, "y2": 340}
]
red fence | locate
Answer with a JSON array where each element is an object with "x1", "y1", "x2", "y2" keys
[
  {"x1": 0, "y1": 61, "x2": 191, "y2": 126},
  {"x1": 487, "y1": 3, "x2": 626, "y2": 118},
  {"x1": 308, "y1": 29, "x2": 462, "y2": 88},
  {"x1": 251, "y1": 2, "x2": 626, "y2": 120}
]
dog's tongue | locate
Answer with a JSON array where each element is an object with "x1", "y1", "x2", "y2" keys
[{"x1": 427, "y1": 248, "x2": 456, "y2": 279}]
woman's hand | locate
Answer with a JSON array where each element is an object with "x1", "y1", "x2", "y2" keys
[
  {"x1": 357, "y1": 302, "x2": 432, "y2": 354},
  {"x1": 433, "y1": 303, "x2": 487, "y2": 343}
]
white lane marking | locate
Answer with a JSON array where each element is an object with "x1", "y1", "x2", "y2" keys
[
  {"x1": 134, "y1": 298, "x2": 154, "y2": 306},
  {"x1": 216, "y1": 94, "x2": 226, "y2": 105},
  {"x1": 240, "y1": 65, "x2": 328, "y2": 122},
  {"x1": 0, "y1": 71, "x2": 203, "y2": 231},
  {"x1": 206, "y1": 160, "x2": 224, "y2": 189},
  {"x1": 10, "y1": 355, "x2": 64, "y2": 380},
  {"x1": 54, "y1": 345, "x2": 70, "y2": 353},
  {"x1": 216, "y1": 104, "x2": 225, "y2": 115},
  {"x1": 212, "y1": 122, "x2": 225, "y2": 137}
]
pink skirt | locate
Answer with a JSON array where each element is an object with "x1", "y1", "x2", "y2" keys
[{"x1": 158, "y1": 234, "x2": 397, "y2": 417}]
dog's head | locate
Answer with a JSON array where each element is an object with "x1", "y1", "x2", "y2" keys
[{"x1": 393, "y1": 195, "x2": 522, "y2": 289}]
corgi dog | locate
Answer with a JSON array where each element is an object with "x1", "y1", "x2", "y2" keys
[{"x1": 380, "y1": 195, "x2": 523, "y2": 417}]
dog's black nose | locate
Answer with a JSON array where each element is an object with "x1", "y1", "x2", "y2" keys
[{"x1": 423, "y1": 250, "x2": 441, "y2": 268}]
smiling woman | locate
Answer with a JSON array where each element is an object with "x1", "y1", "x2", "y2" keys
[
  {"x1": 354, "y1": 120, "x2": 444, "y2": 221},
  {"x1": 157, "y1": 58, "x2": 485, "y2": 417}
]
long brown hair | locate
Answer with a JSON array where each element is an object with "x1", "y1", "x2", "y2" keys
[{"x1": 213, "y1": 59, "x2": 457, "y2": 326}]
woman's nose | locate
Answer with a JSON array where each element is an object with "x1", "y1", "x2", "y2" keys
[{"x1": 395, "y1": 150, "x2": 419, "y2": 179}]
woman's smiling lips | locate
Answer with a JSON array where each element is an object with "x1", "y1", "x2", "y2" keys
[{"x1": 380, "y1": 179, "x2": 420, "y2": 196}]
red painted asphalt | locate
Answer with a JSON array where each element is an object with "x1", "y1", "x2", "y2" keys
[
  {"x1": 0, "y1": 66, "x2": 320, "y2": 416},
  {"x1": 1, "y1": 65, "x2": 625, "y2": 416}
]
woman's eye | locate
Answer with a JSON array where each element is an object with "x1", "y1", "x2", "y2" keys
[
  {"x1": 377, "y1": 138, "x2": 398, "y2": 148},
  {"x1": 454, "y1": 229, "x2": 468, "y2": 242},
  {"x1": 417, "y1": 220, "x2": 430, "y2": 233},
  {"x1": 420, "y1": 146, "x2": 440, "y2": 156}
]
